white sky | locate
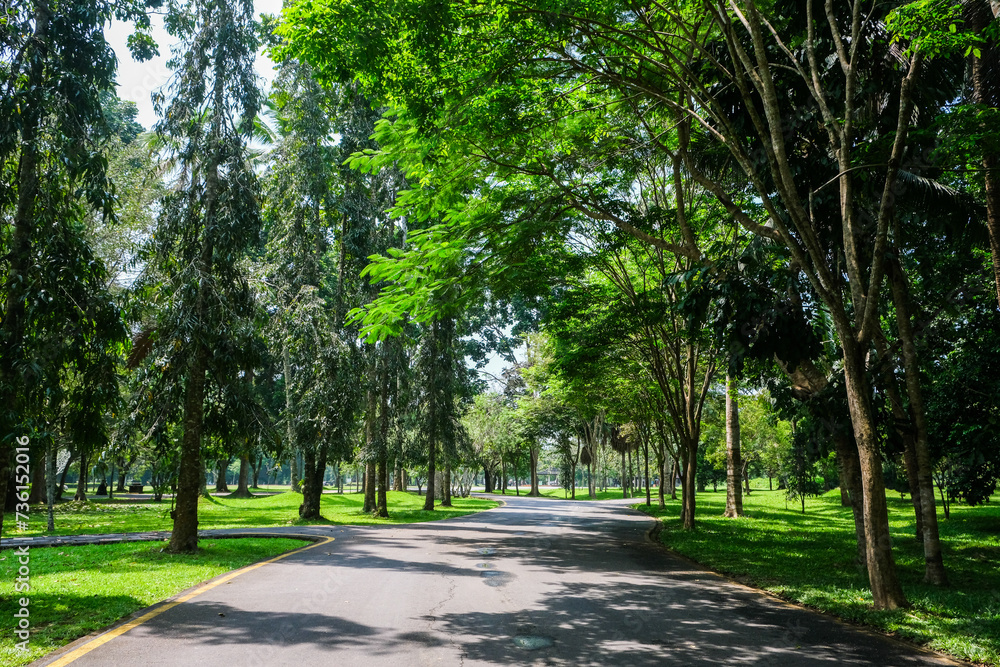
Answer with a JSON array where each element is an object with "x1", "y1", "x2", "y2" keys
[{"x1": 104, "y1": 0, "x2": 285, "y2": 130}]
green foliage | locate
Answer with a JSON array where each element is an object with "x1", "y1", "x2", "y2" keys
[
  {"x1": 887, "y1": 0, "x2": 982, "y2": 59},
  {"x1": 131, "y1": 0, "x2": 265, "y2": 445},
  {"x1": 0, "y1": 2, "x2": 156, "y2": 491}
]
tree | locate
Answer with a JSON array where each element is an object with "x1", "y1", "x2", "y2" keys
[
  {"x1": 0, "y1": 0, "x2": 156, "y2": 532},
  {"x1": 138, "y1": 0, "x2": 263, "y2": 553},
  {"x1": 279, "y1": 0, "x2": 987, "y2": 606},
  {"x1": 723, "y1": 375, "x2": 744, "y2": 518}
]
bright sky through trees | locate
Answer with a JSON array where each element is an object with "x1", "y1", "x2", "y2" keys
[{"x1": 104, "y1": 0, "x2": 284, "y2": 129}]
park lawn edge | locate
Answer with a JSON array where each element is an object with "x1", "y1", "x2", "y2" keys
[
  {"x1": 5, "y1": 491, "x2": 501, "y2": 538},
  {"x1": 634, "y1": 505, "x2": 988, "y2": 667}
]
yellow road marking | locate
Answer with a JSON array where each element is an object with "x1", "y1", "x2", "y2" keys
[{"x1": 45, "y1": 535, "x2": 334, "y2": 667}]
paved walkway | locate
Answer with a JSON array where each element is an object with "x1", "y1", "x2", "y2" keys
[{"x1": 14, "y1": 495, "x2": 961, "y2": 667}]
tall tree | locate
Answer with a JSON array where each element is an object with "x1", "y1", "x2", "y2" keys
[
  {"x1": 141, "y1": 0, "x2": 263, "y2": 553},
  {"x1": 0, "y1": 0, "x2": 155, "y2": 533}
]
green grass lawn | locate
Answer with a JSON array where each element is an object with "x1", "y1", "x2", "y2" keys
[
  {"x1": 637, "y1": 482, "x2": 1000, "y2": 666},
  {"x1": 538, "y1": 487, "x2": 628, "y2": 500},
  {"x1": 6, "y1": 491, "x2": 498, "y2": 537},
  {"x1": 479, "y1": 486, "x2": 635, "y2": 500},
  {"x1": 0, "y1": 537, "x2": 308, "y2": 667}
]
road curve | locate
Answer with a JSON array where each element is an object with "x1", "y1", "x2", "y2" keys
[{"x1": 35, "y1": 494, "x2": 958, "y2": 667}]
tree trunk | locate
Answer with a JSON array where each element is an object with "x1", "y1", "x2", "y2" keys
[
  {"x1": 377, "y1": 455, "x2": 389, "y2": 516},
  {"x1": 442, "y1": 463, "x2": 452, "y2": 507},
  {"x1": 842, "y1": 343, "x2": 908, "y2": 609},
  {"x1": 834, "y1": 430, "x2": 867, "y2": 566},
  {"x1": 170, "y1": 343, "x2": 208, "y2": 553},
  {"x1": 902, "y1": 434, "x2": 925, "y2": 541},
  {"x1": 230, "y1": 454, "x2": 253, "y2": 498},
  {"x1": 0, "y1": 3, "x2": 51, "y2": 539},
  {"x1": 621, "y1": 449, "x2": 628, "y2": 499},
  {"x1": 364, "y1": 460, "x2": 376, "y2": 513},
  {"x1": 588, "y1": 456, "x2": 596, "y2": 499},
  {"x1": 876, "y1": 333, "x2": 925, "y2": 543},
  {"x1": 283, "y1": 341, "x2": 301, "y2": 493},
  {"x1": 724, "y1": 374, "x2": 744, "y2": 517},
  {"x1": 46, "y1": 443, "x2": 55, "y2": 532},
  {"x1": 643, "y1": 436, "x2": 651, "y2": 506},
  {"x1": 289, "y1": 453, "x2": 300, "y2": 492},
  {"x1": 250, "y1": 456, "x2": 260, "y2": 489},
  {"x1": 215, "y1": 458, "x2": 230, "y2": 493},
  {"x1": 514, "y1": 455, "x2": 521, "y2": 496},
  {"x1": 681, "y1": 440, "x2": 697, "y2": 529},
  {"x1": 969, "y1": 1, "x2": 1000, "y2": 307},
  {"x1": 529, "y1": 446, "x2": 540, "y2": 496},
  {"x1": 303, "y1": 449, "x2": 317, "y2": 513},
  {"x1": 28, "y1": 457, "x2": 45, "y2": 504},
  {"x1": 657, "y1": 454, "x2": 666, "y2": 508},
  {"x1": 889, "y1": 259, "x2": 948, "y2": 585},
  {"x1": 393, "y1": 461, "x2": 404, "y2": 492},
  {"x1": 484, "y1": 467, "x2": 493, "y2": 493},
  {"x1": 424, "y1": 440, "x2": 436, "y2": 511},
  {"x1": 74, "y1": 454, "x2": 88, "y2": 501}
]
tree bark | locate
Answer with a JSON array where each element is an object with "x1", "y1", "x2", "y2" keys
[
  {"x1": 724, "y1": 374, "x2": 744, "y2": 518},
  {"x1": 170, "y1": 344, "x2": 208, "y2": 553},
  {"x1": 833, "y1": 430, "x2": 867, "y2": 567},
  {"x1": 842, "y1": 342, "x2": 908, "y2": 609},
  {"x1": 377, "y1": 455, "x2": 389, "y2": 516},
  {"x1": 643, "y1": 435, "x2": 651, "y2": 507},
  {"x1": 681, "y1": 440, "x2": 697, "y2": 529},
  {"x1": 528, "y1": 445, "x2": 540, "y2": 496},
  {"x1": 214, "y1": 458, "x2": 230, "y2": 493},
  {"x1": 888, "y1": 259, "x2": 948, "y2": 585},
  {"x1": 0, "y1": 2, "x2": 51, "y2": 538},
  {"x1": 28, "y1": 457, "x2": 45, "y2": 504},
  {"x1": 393, "y1": 461, "x2": 404, "y2": 492},
  {"x1": 424, "y1": 440, "x2": 436, "y2": 511},
  {"x1": 46, "y1": 442, "x2": 55, "y2": 532},
  {"x1": 284, "y1": 342, "x2": 300, "y2": 493},
  {"x1": 230, "y1": 455, "x2": 252, "y2": 498},
  {"x1": 969, "y1": 1, "x2": 1000, "y2": 307},
  {"x1": 364, "y1": 460, "x2": 376, "y2": 513},
  {"x1": 657, "y1": 454, "x2": 666, "y2": 508},
  {"x1": 442, "y1": 462, "x2": 452, "y2": 507},
  {"x1": 250, "y1": 455, "x2": 260, "y2": 489},
  {"x1": 620, "y1": 449, "x2": 628, "y2": 499},
  {"x1": 74, "y1": 454, "x2": 88, "y2": 502}
]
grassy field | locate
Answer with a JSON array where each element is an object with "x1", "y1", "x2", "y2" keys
[
  {"x1": 0, "y1": 537, "x2": 308, "y2": 667},
  {"x1": 637, "y1": 482, "x2": 1000, "y2": 666},
  {"x1": 539, "y1": 487, "x2": 627, "y2": 500},
  {"x1": 480, "y1": 486, "x2": 637, "y2": 500},
  {"x1": 6, "y1": 491, "x2": 498, "y2": 537}
]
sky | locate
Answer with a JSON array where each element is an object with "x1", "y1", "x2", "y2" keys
[{"x1": 104, "y1": 0, "x2": 285, "y2": 130}]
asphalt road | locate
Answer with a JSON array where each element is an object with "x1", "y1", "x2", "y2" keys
[{"x1": 37, "y1": 495, "x2": 957, "y2": 667}]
